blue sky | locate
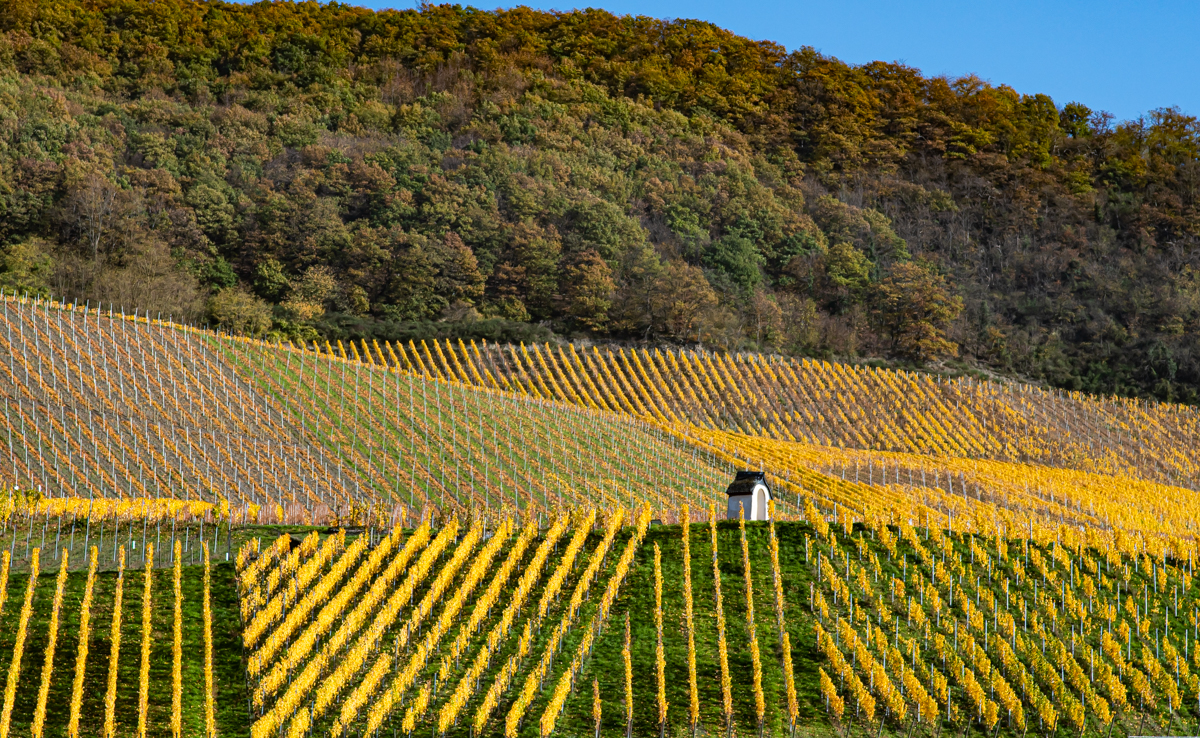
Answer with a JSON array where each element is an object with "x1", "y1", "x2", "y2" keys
[{"x1": 343, "y1": 0, "x2": 1198, "y2": 122}]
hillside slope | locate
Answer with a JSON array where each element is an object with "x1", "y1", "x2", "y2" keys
[
  {"x1": 400, "y1": 338, "x2": 1200, "y2": 484},
  {"x1": 2, "y1": 291, "x2": 1197, "y2": 546},
  {"x1": 0, "y1": 256, "x2": 1194, "y2": 735},
  {"x1": 0, "y1": 296, "x2": 729, "y2": 518}
]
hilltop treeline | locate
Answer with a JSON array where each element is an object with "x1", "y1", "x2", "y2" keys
[{"x1": 0, "y1": 0, "x2": 1197, "y2": 400}]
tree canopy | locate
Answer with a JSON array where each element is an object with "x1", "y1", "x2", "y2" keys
[{"x1": 1, "y1": 0, "x2": 1198, "y2": 400}]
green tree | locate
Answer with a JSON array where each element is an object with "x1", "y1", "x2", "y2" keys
[
  {"x1": 609, "y1": 241, "x2": 664, "y2": 337},
  {"x1": 253, "y1": 258, "x2": 290, "y2": 301},
  {"x1": 185, "y1": 183, "x2": 238, "y2": 245},
  {"x1": 821, "y1": 242, "x2": 873, "y2": 311},
  {"x1": 1060, "y1": 102, "x2": 1094, "y2": 139},
  {"x1": 382, "y1": 233, "x2": 442, "y2": 321},
  {"x1": 505, "y1": 224, "x2": 561, "y2": 319},
  {"x1": 436, "y1": 232, "x2": 485, "y2": 305},
  {"x1": 702, "y1": 234, "x2": 762, "y2": 293}
]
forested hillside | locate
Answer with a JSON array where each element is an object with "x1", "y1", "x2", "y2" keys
[{"x1": 0, "y1": 0, "x2": 1198, "y2": 401}]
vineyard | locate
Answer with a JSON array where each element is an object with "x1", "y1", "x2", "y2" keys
[
  {"x1": 2, "y1": 295, "x2": 1196, "y2": 541},
  {"x1": 233, "y1": 502, "x2": 1200, "y2": 738},
  {"x1": 0, "y1": 296, "x2": 727, "y2": 520},
  {"x1": 0, "y1": 292, "x2": 1197, "y2": 736},
  {"x1": 0, "y1": 541, "x2": 247, "y2": 736}
]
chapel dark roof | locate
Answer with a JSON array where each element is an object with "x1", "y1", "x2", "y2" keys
[{"x1": 725, "y1": 470, "x2": 768, "y2": 497}]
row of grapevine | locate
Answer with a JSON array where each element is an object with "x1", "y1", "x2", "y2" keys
[
  {"x1": 34, "y1": 284, "x2": 1192, "y2": 494},
  {"x1": 0, "y1": 542, "x2": 219, "y2": 736},
  {"x1": 805, "y1": 499, "x2": 1200, "y2": 738},
  {"x1": 215, "y1": 492, "x2": 1200, "y2": 738},
  {"x1": 4, "y1": 293, "x2": 1199, "y2": 581}
]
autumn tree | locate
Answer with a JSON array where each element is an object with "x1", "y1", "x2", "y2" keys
[
  {"x1": 0, "y1": 239, "x2": 54, "y2": 297},
  {"x1": 2, "y1": 0, "x2": 1200, "y2": 397},
  {"x1": 208, "y1": 287, "x2": 273, "y2": 337},
  {"x1": 748, "y1": 288, "x2": 784, "y2": 348},
  {"x1": 281, "y1": 266, "x2": 339, "y2": 322},
  {"x1": 60, "y1": 172, "x2": 118, "y2": 264},
  {"x1": 655, "y1": 261, "x2": 720, "y2": 342},
  {"x1": 560, "y1": 249, "x2": 614, "y2": 332},
  {"x1": 869, "y1": 262, "x2": 963, "y2": 362}
]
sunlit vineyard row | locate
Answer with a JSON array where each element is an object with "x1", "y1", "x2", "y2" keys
[
  {"x1": 235, "y1": 501, "x2": 1200, "y2": 738},
  {"x1": 0, "y1": 541, "x2": 248, "y2": 736},
  {"x1": 240, "y1": 507, "x2": 652, "y2": 738},
  {"x1": 672, "y1": 424, "x2": 1200, "y2": 555},
  {"x1": 799, "y1": 501, "x2": 1200, "y2": 738}
]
